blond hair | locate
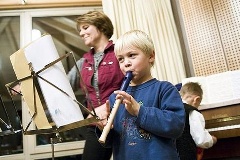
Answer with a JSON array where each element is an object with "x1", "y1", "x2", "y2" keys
[
  {"x1": 114, "y1": 30, "x2": 155, "y2": 65},
  {"x1": 180, "y1": 82, "x2": 203, "y2": 99}
]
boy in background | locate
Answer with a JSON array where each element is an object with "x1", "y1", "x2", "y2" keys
[{"x1": 176, "y1": 82, "x2": 217, "y2": 160}]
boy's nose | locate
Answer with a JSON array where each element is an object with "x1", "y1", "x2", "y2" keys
[{"x1": 124, "y1": 60, "x2": 131, "y2": 68}]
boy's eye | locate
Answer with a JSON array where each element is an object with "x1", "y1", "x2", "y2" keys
[
  {"x1": 117, "y1": 57, "x2": 124, "y2": 63},
  {"x1": 129, "y1": 53, "x2": 136, "y2": 58},
  {"x1": 129, "y1": 54, "x2": 134, "y2": 57}
]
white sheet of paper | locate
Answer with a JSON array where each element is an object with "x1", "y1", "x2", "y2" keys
[
  {"x1": 207, "y1": 72, "x2": 233, "y2": 103},
  {"x1": 24, "y1": 35, "x2": 83, "y2": 127},
  {"x1": 183, "y1": 70, "x2": 240, "y2": 110}
]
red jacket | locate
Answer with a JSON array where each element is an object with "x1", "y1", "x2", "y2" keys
[{"x1": 81, "y1": 41, "x2": 124, "y2": 109}]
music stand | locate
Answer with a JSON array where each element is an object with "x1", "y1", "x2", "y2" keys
[
  {"x1": 5, "y1": 35, "x2": 100, "y2": 159},
  {"x1": 0, "y1": 95, "x2": 21, "y2": 137}
]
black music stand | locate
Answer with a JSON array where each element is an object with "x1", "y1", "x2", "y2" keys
[
  {"x1": 5, "y1": 51, "x2": 100, "y2": 159},
  {"x1": 0, "y1": 95, "x2": 22, "y2": 137}
]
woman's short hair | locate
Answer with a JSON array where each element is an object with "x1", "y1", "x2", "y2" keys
[{"x1": 76, "y1": 11, "x2": 113, "y2": 39}]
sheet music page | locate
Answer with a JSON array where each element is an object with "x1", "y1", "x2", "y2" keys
[
  {"x1": 230, "y1": 70, "x2": 240, "y2": 98},
  {"x1": 207, "y1": 71, "x2": 233, "y2": 103},
  {"x1": 24, "y1": 35, "x2": 84, "y2": 127},
  {"x1": 10, "y1": 48, "x2": 52, "y2": 129},
  {"x1": 184, "y1": 70, "x2": 240, "y2": 110}
]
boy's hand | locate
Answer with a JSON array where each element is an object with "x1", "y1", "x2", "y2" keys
[{"x1": 114, "y1": 90, "x2": 140, "y2": 116}]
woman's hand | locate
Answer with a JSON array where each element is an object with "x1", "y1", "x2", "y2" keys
[{"x1": 87, "y1": 100, "x2": 110, "y2": 130}]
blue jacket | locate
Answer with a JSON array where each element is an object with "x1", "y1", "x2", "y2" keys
[{"x1": 109, "y1": 78, "x2": 185, "y2": 160}]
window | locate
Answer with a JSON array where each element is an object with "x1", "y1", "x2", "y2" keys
[
  {"x1": 0, "y1": 16, "x2": 23, "y2": 156},
  {"x1": 0, "y1": 6, "x2": 102, "y2": 160}
]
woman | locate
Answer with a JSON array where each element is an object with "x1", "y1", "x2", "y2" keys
[{"x1": 68, "y1": 11, "x2": 124, "y2": 160}]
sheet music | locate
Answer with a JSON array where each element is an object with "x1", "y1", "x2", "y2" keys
[
  {"x1": 207, "y1": 72, "x2": 233, "y2": 103},
  {"x1": 23, "y1": 35, "x2": 84, "y2": 127},
  {"x1": 11, "y1": 44, "x2": 52, "y2": 129},
  {"x1": 182, "y1": 70, "x2": 240, "y2": 110},
  {"x1": 231, "y1": 70, "x2": 240, "y2": 98}
]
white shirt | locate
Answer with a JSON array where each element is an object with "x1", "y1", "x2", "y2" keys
[{"x1": 189, "y1": 110, "x2": 214, "y2": 148}]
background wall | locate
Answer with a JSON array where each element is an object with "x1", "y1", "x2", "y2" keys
[{"x1": 175, "y1": 0, "x2": 240, "y2": 77}]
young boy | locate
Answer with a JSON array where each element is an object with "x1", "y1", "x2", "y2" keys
[
  {"x1": 98, "y1": 30, "x2": 185, "y2": 160},
  {"x1": 176, "y1": 82, "x2": 217, "y2": 160}
]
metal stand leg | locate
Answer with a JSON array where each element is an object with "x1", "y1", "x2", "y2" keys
[
  {"x1": 51, "y1": 137, "x2": 54, "y2": 160},
  {"x1": 50, "y1": 133, "x2": 62, "y2": 160}
]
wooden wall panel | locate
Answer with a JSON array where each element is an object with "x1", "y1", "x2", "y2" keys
[
  {"x1": 179, "y1": 0, "x2": 228, "y2": 76},
  {"x1": 178, "y1": 0, "x2": 240, "y2": 76},
  {"x1": 212, "y1": 0, "x2": 240, "y2": 71}
]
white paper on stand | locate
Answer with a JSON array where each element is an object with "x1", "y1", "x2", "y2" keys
[{"x1": 23, "y1": 35, "x2": 84, "y2": 127}]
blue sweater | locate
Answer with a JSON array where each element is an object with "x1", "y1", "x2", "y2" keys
[{"x1": 109, "y1": 78, "x2": 185, "y2": 160}]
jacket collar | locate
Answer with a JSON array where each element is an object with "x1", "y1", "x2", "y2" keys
[{"x1": 89, "y1": 40, "x2": 114, "y2": 55}]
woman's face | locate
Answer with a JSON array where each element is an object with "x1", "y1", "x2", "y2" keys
[{"x1": 78, "y1": 23, "x2": 102, "y2": 47}]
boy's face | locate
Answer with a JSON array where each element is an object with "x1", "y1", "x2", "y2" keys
[{"x1": 116, "y1": 47, "x2": 155, "y2": 85}]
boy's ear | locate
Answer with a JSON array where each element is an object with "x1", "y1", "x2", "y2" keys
[
  {"x1": 149, "y1": 51, "x2": 155, "y2": 62},
  {"x1": 193, "y1": 96, "x2": 201, "y2": 107}
]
